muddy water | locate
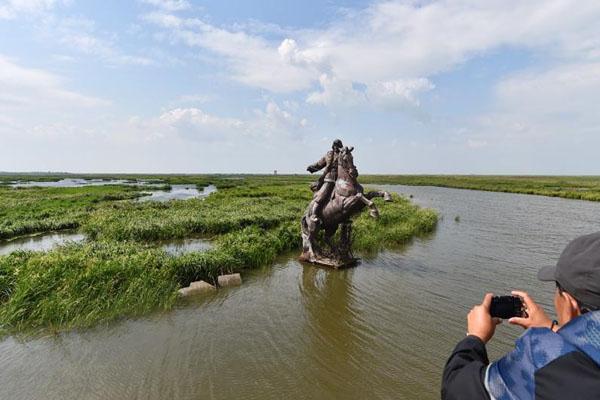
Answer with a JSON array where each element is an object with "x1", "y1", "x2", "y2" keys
[
  {"x1": 1, "y1": 185, "x2": 600, "y2": 400},
  {"x1": 0, "y1": 232, "x2": 85, "y2": 255}
]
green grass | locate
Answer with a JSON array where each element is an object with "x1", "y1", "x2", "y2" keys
[
  {"x1": 83, "y1": 184, "x2": 309, "y2": 241},
  {"x1": 0, "y1": 185, "x2": 148, "y2": 240},
  {"x1": 0, "y1": 243, "x2": 178, "y2": 333},
  {"x1": 0, "y1": 175, "x2": 436, "y2": 335}
]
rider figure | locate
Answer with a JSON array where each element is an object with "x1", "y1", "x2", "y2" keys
[{"x1": 307, "y1": 139, "x2": 344, "y2": 223}]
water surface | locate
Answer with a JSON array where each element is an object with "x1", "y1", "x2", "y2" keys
[
  {"x1": 138, "y1": 184, "x2": 217, "y2": 202},
  {"x1": 162, "y1": 238, "x2": 213, "y2": 256},
  {"x1": 2, "y1": 185, "x2": 600, "y2": 399},
  {"x1": 0, "y1": 232, "x2": 85, "y2": 255},
  {"x1": 9, "y1": 178, "x2": 155, "y2": 188}
]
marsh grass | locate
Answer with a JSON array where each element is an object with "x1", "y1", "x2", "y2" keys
[
  {"x1": 0, "y1": 243, "x2": 178, "y2": 334},
  {"x1": 352, "y1": 196, "x2": 438, "y2": 253},
  {"x1": 0, "y1": 175, "x2": 436, "y2": 335},
  {"x1": 0, "y1": 185, "x2": 147, "y2": 240}
]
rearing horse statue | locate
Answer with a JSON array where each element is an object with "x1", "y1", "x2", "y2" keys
[{"x1": 300, "y1": 146, "x2": 392, "y2": 267}]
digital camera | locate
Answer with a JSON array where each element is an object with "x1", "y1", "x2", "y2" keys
[{"x1": 490, "y1": 296, "x2": 525, "y2": 319}]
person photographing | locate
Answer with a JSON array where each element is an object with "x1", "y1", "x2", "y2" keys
[{"x1": 442, "y1": 232, "x2": 600, "y2": 399}]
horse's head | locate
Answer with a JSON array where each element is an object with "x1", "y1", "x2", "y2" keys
[{"x1": 338, "y1": 146, "x2": 358, "y2": 180}]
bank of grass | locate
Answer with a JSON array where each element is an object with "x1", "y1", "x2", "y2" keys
[
  {"x1": 0, "y1": 177, "x2": 436, "y2": 335},
  {"x1": 0, "y1": 243, "x2": 178, "y2": 333},
  {"x1": 361, "y1": 175, "x2": 600, "y2": 202}
]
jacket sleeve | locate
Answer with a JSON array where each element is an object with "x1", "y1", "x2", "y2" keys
[
  {"x1": 307, "y1": 155, "x2": 327, "y2": 173},
  {"x1": 442, "y1": 335, "x2": 491, "y2": 400}
]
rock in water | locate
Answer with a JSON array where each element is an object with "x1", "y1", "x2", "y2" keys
[
  {"x1": 178, "y1": 280, "x2": 216, "y2": 297},
  {"x1": 190, "y1": 280, "x2": 215, "y2": 290},
  {"x1": 218, "y1": 273, "x2": 242, "y2": 287}
]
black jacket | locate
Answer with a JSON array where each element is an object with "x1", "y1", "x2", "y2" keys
[{"x1": 442, "y1": 311, "x2": 600, "y2": 399}]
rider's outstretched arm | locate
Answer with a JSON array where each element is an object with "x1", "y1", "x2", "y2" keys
[{"x1": 307, "y1": 156, "x2": 326, "y2": 173}]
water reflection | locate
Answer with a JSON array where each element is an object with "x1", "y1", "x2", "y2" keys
[
  {"x1": 299, "y1": 265, "x2": 377, "y2": 398},
  {"x1": 138, "y1": 184, "x2": 217, "y2": 202},
  {"x1": 0, "y1": 232, "x2": 85, "y2": 255},
  {"x1": 162, "y1": 238, "x2": 213, "y2": 255}
]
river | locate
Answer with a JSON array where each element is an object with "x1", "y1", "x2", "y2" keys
[{"x1": 1, "y1": 185, "x2": 599, "y2": 399}]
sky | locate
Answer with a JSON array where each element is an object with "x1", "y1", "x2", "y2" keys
[{"x1": 1, "y1": 0, "x2": 599, "y2": 174}]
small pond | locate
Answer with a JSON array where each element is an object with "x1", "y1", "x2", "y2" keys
[
  {"x1": 0, "y1": 232, "x2": 86, "y2": 255},
  {"x1": 138, "y1": 184, "x2": 217, "y2": 202},
  {"x1": 0, "y1": 232, "x2": 212, "y2": 257},
  {"x1": 162, "y1": 238, "x2": 213, "y2": 256}
]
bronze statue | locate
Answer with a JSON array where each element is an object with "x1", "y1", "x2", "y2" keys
[
  {"x1": 300, "y1": 140, "x2": 392, "y2": 267},
  {"x1": 306, "y1": 138, "x2": 343, "y2": 224}
]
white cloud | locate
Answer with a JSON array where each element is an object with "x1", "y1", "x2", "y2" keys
[
  {"x1": 496, "y1": 62, "x2": 600, "y2": 116},
  {"x1": 47, "y1": 16, "x2": 155, "y2": 66},
  {"x1": 4, "y1": 0, "x2": 600, "y2": 173},
  {"x1": 306, "y1": 74, "x2": 366, "y2": 107},
  {"x1": 369, "y1": 78, "x2": 435, "y2": 109},
  {"x1": 142, "y1": 1, "x2": 600, "y2": 115},
  {"x1": 307, "y1": 75, "x2": 434, "y2": 111},
  {"x1": 122, "y1": 108, "x2": 241, "y2": 143},
  {"x1": 458, "y1": 61, "x2": 600, "y2": 150},
  {"x1": 0, "y1": 55, "x2": 109, "y2": 108},
  {"x1": 251, "y1": 101, "x2": 308, "y2": 138},
  {"x1": 60, "y1": 33, "x2": 154, "y2": 66},
  {"x1": 122, "y1": 101, "x2": 308, "y2": 144},
  {"x1": 159, "y1": 107, "x2": 243, "y2": 140},
  {"x1": 139, "y1": 0, "x2": 190, "y2": 12},
  {"x1": 0, "y1": 55, "x2": 111, "y2": 163},
  {"x1": 142, "y1": 12, "x2": 317, "y2": 92}
]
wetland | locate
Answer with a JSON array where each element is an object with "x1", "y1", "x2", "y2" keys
[
  {"x1": 1, "y1": 177, "x2": 599, "y2": 399},
  {"x1": 0, "y1": 174, "x2": 436, "y2": 334}
]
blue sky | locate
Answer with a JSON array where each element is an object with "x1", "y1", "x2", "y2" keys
[{"x1": 1, "y1": 0, "x2": 599, "y2": 174}]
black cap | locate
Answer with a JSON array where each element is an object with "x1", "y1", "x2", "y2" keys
[
  {"x1": 332, "y1": 139, "x2": 343, "y2": 149},
  {"x1": 538, "y1": 232, "x2": 600, "y2": 308}
]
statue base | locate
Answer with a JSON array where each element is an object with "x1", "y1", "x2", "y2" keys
[{"x1": 299, "y1": 253, "x2": 359, "y2": 269}]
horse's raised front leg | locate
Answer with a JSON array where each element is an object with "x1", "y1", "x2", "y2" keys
[
  {"x1": 356, "y1": 193, "x2": 379, "y2": 218},
  {"x1": 365, "y1": 190, "x2": 392, "y2": 202}
]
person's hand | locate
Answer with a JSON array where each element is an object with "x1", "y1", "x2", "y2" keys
[
  {"x1": 467, "y1": 293, "x2": 502, "y2": 343},
  {"x1": 508, "y1": 290, "x2": 553, "y2": 330}
]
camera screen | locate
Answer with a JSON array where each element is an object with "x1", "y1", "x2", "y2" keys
[{"x1": 490, "y1": 296, "x2": 523, "y2": 319}]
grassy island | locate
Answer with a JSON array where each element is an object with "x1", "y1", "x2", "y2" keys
[{"x1": 0, "y1": 175, "x2": 437, "y2": 335}]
